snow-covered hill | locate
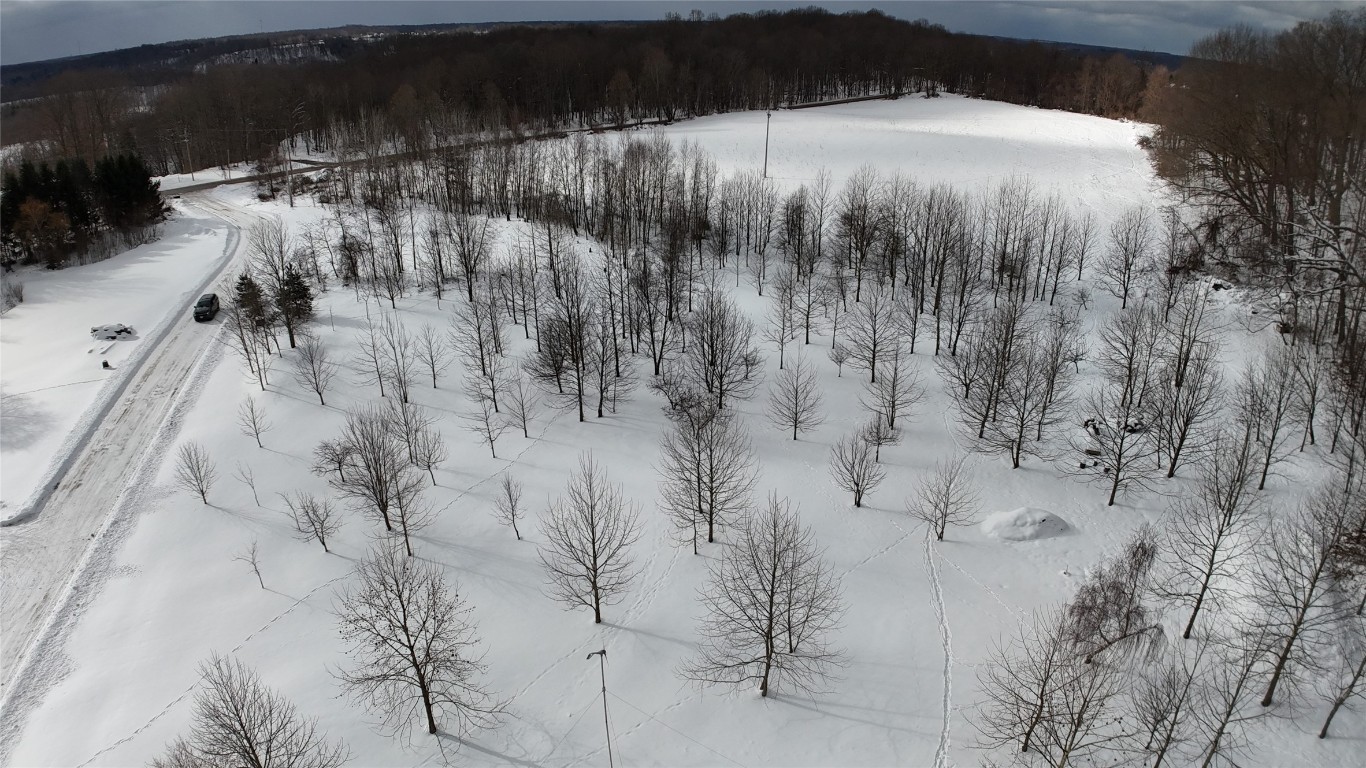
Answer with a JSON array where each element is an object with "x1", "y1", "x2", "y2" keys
[{"x1": 4, "y1": 95, "x2": 1361, "y2": 767}]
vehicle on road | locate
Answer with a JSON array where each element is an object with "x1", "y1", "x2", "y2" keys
[{"x1": 192, "y1": 293, "x2": 220, "y2": 321}]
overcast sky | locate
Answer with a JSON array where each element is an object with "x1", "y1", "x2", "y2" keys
[{"x1": 0, "y1": 1, "x2": 1354, "y2": 66}]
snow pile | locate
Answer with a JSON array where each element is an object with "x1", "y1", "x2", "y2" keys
[{"x1": 980, "y1": 507, "x2": 1071, "y2": 542}]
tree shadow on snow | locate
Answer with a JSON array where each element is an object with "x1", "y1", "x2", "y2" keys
[
  {"x1": 599, "y1": 621, "x2": 694, "y2": 652},
  {"x1": 436, "y1": 731, "x2": 543, "y2": 768},
  {"x1": 0, "y1": 391, "x2": 55, "y2": 451},
  {"x1": 773, "y1": 693, "x2": 921, "y2": 735}
]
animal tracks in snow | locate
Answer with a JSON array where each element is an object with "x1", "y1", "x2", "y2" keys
[{"x1": 923, "y1": 533, "x2": 953, "y2": 768}]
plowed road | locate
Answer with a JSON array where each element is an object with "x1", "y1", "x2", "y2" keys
[{"x1": 0, "y1": 193, "x2": 259, "y2": 698}]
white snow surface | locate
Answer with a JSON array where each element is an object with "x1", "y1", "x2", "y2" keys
[
  {"x1": 4, "y1": 95, "x2": 1363, "y2": 767},
  {"x1": 0, "y1": 200, "x2": 240, "y2": 518},
  {"x1": 980, "y1": 507, "x2": 1071, "y2": 542}
]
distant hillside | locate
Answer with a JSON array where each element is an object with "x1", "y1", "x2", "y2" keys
[
  {"x1": 3, "y1": 20, "x2": 1180, "y2": 105},
  {"x1": 992, "y1": 37, "x2": 1186, "y2": 69},
  {"x1": 0, "y1": 20, "x2": 617, "y2": 103}
]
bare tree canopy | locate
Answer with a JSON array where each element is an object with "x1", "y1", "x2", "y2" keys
[
  {"x1": 829, "y1": 431, "x2": 884, "y2": 507},
  {"x1": 336, "y1": 541, "x2": 500, "y2": 737},
  {"x1": 539, "y1": 453, "x2": 642, "y2": 623},
  {"x1": 175, "y1": 441, "x2": 218, "y2": 505},
  {"x1": 683, "y1": 494, "x2": 843, "y2": 697},
  {"x1": 153, "y1": 653, "x2": 349, "y2": 768},
  {"x1": 906, "y1": 454, "x2": 979, "y2": 541},
  {"x1": 767, "y1": 355, "x2": 826, "y2": 440}
]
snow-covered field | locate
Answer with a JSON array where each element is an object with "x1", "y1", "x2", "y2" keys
[{"x1": 3, "y1": 95, "x2": 1361, "y2": 767}]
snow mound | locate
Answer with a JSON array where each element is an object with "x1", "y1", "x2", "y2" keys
[{"x1": 980, "y1": 507, "x2": 1070, "y2": 542}]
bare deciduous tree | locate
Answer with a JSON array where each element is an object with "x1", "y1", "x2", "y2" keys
[
  {"x1": 678, "y1": 288, "x2": 763, "y2": 410},
  {"x1": 464, "y1": 397, "x2": 508, "y2": 459},
  {"x1": 234, "y1": 539, "x2": 264, "y2": 589},
  {"x1": 1028, "y1": 651, "x2": 1129, "y2": 768},
  {"x1": 336, "y1": 541, "x2": 500, "y2": 736},
  {"x1": 175, "y1": 441, "x2": 218, "y2": 505},
  {"x1": 1236, "y1": 344, "x2": 1299, "y2": 491},
  {"x1": 1157, "y1": 428, "x2": 1262, "y2": 639},
  {"x1": 503, "y1": 368, "x2": 539, "y2": 439},
  {"x1": 906, "y1": 455, "x2": 979, "y2": 541},
  {"x1": 827, "y1": 341, "x2": 850, "y2": 377},
  {"x1": 318, "y1": 405, "x2": 406, "y2": 532},
  {"x1": 1099, "y1": 205, "x2": 1155, "y2": 309},
  {"x1": 311, "y1": 438, "x2": 353, "y2": 484},
  {"x1": 829, "y1": 432, "x2": 884, "y2": 507},
  {"x1": 153, "y1": 653, "x2": 349, "y2": 768},
  {"x1": 281, "y1": 491, "x2": 342, "y2": 553},
  {"x1": 861, "y1": 345, "x2": 923, "y2": 431},
  {"x1": 975, "y1": 607, "x2": 1076, "y2": 757},
  {"x1": 389, "y1": 467, "x2": 432, "y2": 557},
  {"x1": 352, "y1": 317, "x2": 389, "y2": 398},
  {"x1": 1154, "y1": 339, "x2": 1224, "y2": 478},
  {"x1": 1319, "y1": 621, "x2": 1366, "y2": 738},
  {"x1": 766, "y1": 355, "x2": 825, "y2": 440},
  {"x1": 1065, "y1": 524, "x2": 1163, "y2": 663},
  {"x1": 858, "y1": 414, "x2": 901, "y2": 462},
  {"x1": 1079, "y1": 376, "x2": 1162, "y2": 506},
  {"x1": 291, "y1": 334, "x2": 338, "y2": 406},
  {"x1": 378, "y1": 315, "x2": 417, "y2": 404},
  {"x1": 414, "y1": 323, "x2": 451, "y2": 388},
  {"x1": 1253, "y1": 484, "x2": 1354, "y2": 707},
  {"x1": 411, "y1": 426, "x2": 448, "y2": 485},
  {"x1": 1131, "y1": 639, "x2": 1208, "y2": 768},
  {"x1": 683, "y1": 494, "x2": 843, "y2": 697},
  {"x1": 539, "y1": 453, "x2": 641, "y2": 623},
  {"x1": 233, "y1": 461, "x2": 260, "y2": 506},
  {"x1": 238, "y1": 396, "x2": 273, "y2": 449},
  {"x1": 977, "y1": 603, "x2": 1135, "y2": 767},
  {"x1": 492, "y1": 473, "x2": 525, "y2": 540},
  {"x1": 1192, "y1": 628, "x2": 1268, "y2": 768},
  {"x1": 658, "y1": 406, "x2": 757, "y2": 553},
  {"x1": 843, "y1": 285, "x2": 897, "y2": 383}
]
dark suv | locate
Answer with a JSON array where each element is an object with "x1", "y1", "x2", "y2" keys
[{"x1": 193, "y1": 293, "x2": 220, "y2": 321}]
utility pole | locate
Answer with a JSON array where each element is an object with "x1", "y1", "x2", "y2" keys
[
  {"x1": 586, "y1": 650, "x2": 614, "y2": 768},
  {"x1": 763, "y1": 110, "x2": 772, "y2": 179}
]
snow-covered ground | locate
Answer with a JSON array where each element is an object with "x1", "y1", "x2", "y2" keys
[
  {"x1": 0, "y1": 199, "x2": 241, "y2": 518},
  {"x1": 3, "y1": 95, "x2": 1361, "y2": 767}
]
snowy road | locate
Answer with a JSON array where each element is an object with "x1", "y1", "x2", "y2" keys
[{"x1": 0, "y1": 194, "x2": 259, "y2": 698}]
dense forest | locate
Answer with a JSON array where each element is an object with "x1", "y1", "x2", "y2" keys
[
  {"x1": 0, "y1": 154, "x2": 166, "y2": 269},
  {"x1": 1141, "y1": 9, "x2": 1365, "y2": 378}
]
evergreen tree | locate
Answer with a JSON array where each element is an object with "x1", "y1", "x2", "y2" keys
[
  {"x1": 276, "y1": 264, "x2": 315, "y2": 348},
  {"x1": 235, "y1": 272, "x2": 269, "y2": 329},
  {"x1": 93, "y1": 153, "x2": 166, "y2": 231}
]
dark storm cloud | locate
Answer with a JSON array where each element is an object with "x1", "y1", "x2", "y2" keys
[{"x1": 1, "y1": 1, "x2": 1357, "y2": 65}]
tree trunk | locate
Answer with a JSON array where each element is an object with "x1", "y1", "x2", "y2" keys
[
  {"x1": 1262, "y1": 634, "x2": 1299, "y2": 706},
  {"x1": 1318, "y1": 652, "x2": 1365, "y2": 738},
  {"x1": 1182, "y1": 580, "x2": 1210, "y2": 639}
]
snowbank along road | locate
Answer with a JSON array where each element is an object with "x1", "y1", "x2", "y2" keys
[{"x1": 0, "y1": 194, "x2": 260, "y2": 697}]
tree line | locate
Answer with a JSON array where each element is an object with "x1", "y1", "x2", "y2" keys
[
  {"x1": 1142, "y1": 10, "x2": 1365, "y2": 378},
  {"x1": 5, "y1": 9, "x2": 1159, "y2": 177},
  {"x1": 0, "y1": 153, "x2": 167, "y2": 268}
]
